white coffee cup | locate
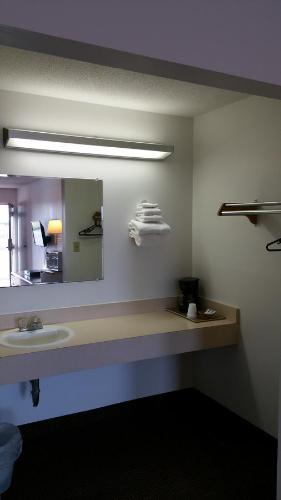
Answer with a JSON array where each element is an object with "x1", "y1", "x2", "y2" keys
[{"x1": 187, "y1": 302, "x2": 197, "y2": 319}]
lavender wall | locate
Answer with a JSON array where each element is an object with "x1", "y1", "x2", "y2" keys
[
  {"x1": 1, "y1": 0, "x2": 281, "y2": 86},
  {"x1": 0, "y1": 188, "x2": 17, "y2": 205},
  {"x1": 17, "y1": 178, "x2": 62, "y2": 270}
]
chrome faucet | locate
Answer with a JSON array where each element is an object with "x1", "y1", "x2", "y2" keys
[
  {"x1": 18, "y1": 316, "x2": 43, "y2": 332},
  {"x1": 28, "y1": 316, "x2": 43, "y2": 331}
]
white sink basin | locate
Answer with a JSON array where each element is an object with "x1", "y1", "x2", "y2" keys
[{"x1": 0, "y1": 325, "x2": 74, "y2": 349}]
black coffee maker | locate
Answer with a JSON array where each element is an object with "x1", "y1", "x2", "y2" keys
[{"x1": 178, "y1": 277, "x2": 199, "y2": 314}]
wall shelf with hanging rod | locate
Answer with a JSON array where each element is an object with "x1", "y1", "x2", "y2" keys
[{"x1": 218, "y1": 201, "x2": 281, "y2": 225}]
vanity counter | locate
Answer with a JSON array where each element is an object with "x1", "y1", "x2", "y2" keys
[{"x1": 0, "y1": 305, "x2": 239, "y2": 385}]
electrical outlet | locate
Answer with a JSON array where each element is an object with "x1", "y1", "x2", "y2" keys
[{"x1": 73, "y1": 241, "x2": 80, "y2": 252}]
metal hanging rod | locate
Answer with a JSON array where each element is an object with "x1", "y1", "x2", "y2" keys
[{"x1": 218, "y1": 201, "x2": 281, "y2": 225}]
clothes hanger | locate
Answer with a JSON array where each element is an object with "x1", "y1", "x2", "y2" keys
[
  {"x1": 266, "y1": 237, "x2": 281, "y2": 252},
  {"x1": 79, "y1": 211, "x2": 103, "y2": 237}
]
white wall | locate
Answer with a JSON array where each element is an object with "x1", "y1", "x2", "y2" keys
[
  {"x1": 0, "y1": 356, "x2": 192, "y2": 426},
  {"x1": 1, "y1": 1, "x2": 281, "y2": 86},
  {"x1": 192, "y1": 96, "x2": 281, "y2": 437},
  {"x1": 0, "y1": 89, "x2": 192, "y2": 313},
  {"x1": 0, "y1": 89, "x2": 193, "y2": 424}
]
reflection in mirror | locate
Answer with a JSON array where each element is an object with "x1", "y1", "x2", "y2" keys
[{"x1": 0, "y1": 175, "x2": 103, "y2": 287}]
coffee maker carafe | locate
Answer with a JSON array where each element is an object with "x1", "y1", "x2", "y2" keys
[{"x1": 178, "y1": 277, "x2": 199, "y2": 314}]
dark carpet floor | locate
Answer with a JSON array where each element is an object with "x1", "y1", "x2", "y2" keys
[{"x1": 3, "y1": 389, "x2": 277, "y2": 500}]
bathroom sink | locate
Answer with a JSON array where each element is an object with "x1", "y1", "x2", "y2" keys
[{"x1": 0, "y1": 325, "x2": 74, "y2": 349}]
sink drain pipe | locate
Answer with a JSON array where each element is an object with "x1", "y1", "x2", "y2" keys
[{"x1": 30, "y1": 379, "x2": 40, "y2": 407}]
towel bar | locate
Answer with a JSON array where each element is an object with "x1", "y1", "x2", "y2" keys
[{"x1": 218, "y1": 201, "x2": 281, "y2": 225}]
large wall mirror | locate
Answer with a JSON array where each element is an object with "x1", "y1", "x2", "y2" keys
[{"x1": 0, "y1": 175, "x2": 103, "y2": 287}]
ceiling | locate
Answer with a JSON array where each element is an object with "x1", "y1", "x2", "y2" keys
[{"x1": 0, "y1": 46, "x2": 247, "y2": 117}]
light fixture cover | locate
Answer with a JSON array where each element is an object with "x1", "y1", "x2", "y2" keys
[
  {"x1": 3, "y1": 128, "x2": 174, "y2": 161},
  {"x1": 47, "y1": 219, "x2": 62, "y2": 234}
]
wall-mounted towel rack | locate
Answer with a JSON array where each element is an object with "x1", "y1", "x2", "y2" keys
[{"x1": 218, "y1": 201, "x2": 281, "y2": 225}]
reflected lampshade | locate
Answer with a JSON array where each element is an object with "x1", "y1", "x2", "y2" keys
[{"x1": 47, "y1": 219, "x2": 62, "y2": 235}]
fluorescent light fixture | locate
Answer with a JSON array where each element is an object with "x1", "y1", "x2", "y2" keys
[
  {"x1": 0, "y1": 174, "x2": 8, "y2": 177},
  {"x1": 3, "y1": 128, "x2": 174, "y2": 161}
]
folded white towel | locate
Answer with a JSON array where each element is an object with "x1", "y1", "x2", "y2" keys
[
  {"x1": 129, "y1": 230, "x2": 169, "y2": 247},
  {"x1": 129, "y1": 219, "x2": 171, "y2": 235},
  {"x1": 136, "y1": 208, "x2": 162, "y2": 216},
  {"x1": 136, "y1": 215, "x2": 163, "y2": 223},
  {"x1": 137, "y1": 202, "x2": 159, "y2": 209}
]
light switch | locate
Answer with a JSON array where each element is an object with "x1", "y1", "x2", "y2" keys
[{"x1": 73, "y1": 241, "x2": 80, "y2": 252}]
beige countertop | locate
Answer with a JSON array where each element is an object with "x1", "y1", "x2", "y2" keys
[
  {"x1": 0, "y1": 310, "x2": 237, "y2": 358},
  {"x1": 0, "y1": 302, "x2": 239, "y2": 385}
]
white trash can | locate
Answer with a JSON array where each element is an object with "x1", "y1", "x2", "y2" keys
[{"x1": 0, "y1": 423, "x2": 22, "y2": 495}]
